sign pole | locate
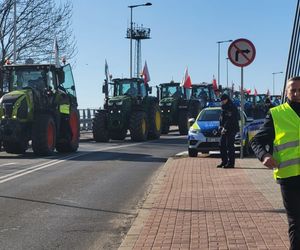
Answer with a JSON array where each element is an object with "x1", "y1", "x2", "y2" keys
[
  {"x1": 240, "y1": 67, "x2": 244, "y2": 158},
  {"x1": 228, "y1": 38, "x2": 256, "y2": 159}
]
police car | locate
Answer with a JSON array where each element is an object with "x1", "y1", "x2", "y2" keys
[{"x1": 187, "y1": 107, "x2": 264, "y2": 157}]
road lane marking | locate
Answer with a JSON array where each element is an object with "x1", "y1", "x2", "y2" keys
[
  {"x1": 0, "y1": 142, "x2": 143, "y2": 184},
  {"x1": 0, "y1": 163, "x2": 16, "y2": 167}
]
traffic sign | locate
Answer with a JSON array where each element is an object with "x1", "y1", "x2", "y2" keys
[{"x1": 228, "y1": 38, "x2": 256, "y2": 67}]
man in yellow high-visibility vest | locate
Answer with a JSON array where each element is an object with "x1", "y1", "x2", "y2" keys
[{"x1": 251, "y1": 76, "x2": 300, "y2": 250}]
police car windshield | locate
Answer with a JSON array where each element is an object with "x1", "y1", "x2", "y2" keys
[{"x1": 198, "y1": 109, "x2": 221, "y2": 121}]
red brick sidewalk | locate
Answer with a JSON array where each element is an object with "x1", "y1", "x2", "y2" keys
[{"x1": 119, "y1": 156, "x2": 289, "y2": 250}]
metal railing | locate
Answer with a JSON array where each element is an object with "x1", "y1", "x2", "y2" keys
[{"x1": 79, "y1": 109, "x2": 98, "y2": 131}]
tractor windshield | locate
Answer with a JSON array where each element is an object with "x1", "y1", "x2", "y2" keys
[
  {"x1": 115, "y1": 80, "x2": 140, "y2": 97},
  {"x1": 161, "y1": 85, "x2": 182, "y2": 98},
  {"x1": 3, "y1": 68, "x2": 48, "y2": 92},
  {"x1": 255, "y1": 95, "x2": 266, "y2": 105},
  {"x1": 191, "y1": 87, "x2": 209, "y2": 100},
  {"x1": 245, "y1": 95, "x2": 255, "y2": 103}
]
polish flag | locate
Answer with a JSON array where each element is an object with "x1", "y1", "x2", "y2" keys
[
  {"x1": 254, "y1": 88, "x2": 258, "y2": 96},
  {"x1": 212, "y1": 75, "x2": 218, "y2": 91},
  {"x1": 142, "y1": 61, "x2": 150, "y2": 85},
  {"x1": 180, "y1": 67, "x2": 192, "y2": 88},
  {"x1": 245, "y1": 89, "x2": 251, "y2": 94}
]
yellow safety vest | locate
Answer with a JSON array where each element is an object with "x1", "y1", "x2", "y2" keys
[
  {"x1": 270, "y1": 102, "x2": 300, "y2": 179},
  {"x1": 60, "y1": 104, "x2": 70, "y2": 114}
]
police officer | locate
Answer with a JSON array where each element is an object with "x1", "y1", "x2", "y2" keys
[
  {"x1": 217, "y1": 94, "x2": 239, "y2": 168},
  {"x1": 264, "y1": 97, "x2": 274, "y2": 115},
  {"x1": 251, "y1": 76, "x2": 300, "y2": 250}
]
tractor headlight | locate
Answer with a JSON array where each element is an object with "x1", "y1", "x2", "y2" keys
[
  {"x1": 108, "y1": 101, "x2": 114, "y2": 106},
  {"x1": 189, "y1": 127, "x2": 201, "y2": 134}
]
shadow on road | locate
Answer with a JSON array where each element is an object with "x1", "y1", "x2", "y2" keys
[
  {"x1": 73, "y1": 151, "x2": 168, "y2": 163},
  {"x1": 0, "y1": 195, "x2": 137, "y2": 216},
  {"x1": 0, "y1": 150, "x2": 168, "y2": 163}
]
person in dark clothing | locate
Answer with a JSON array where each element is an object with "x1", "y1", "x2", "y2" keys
[
  {"x1": 217, "y1": 94, "x2": 239, "y2": 168},
  {"x1": 264, "y1": 97, "x2": 274, "y2": 115},
  {"x1": 250, "y1": 76, "x2": 300, "y2": 250}
]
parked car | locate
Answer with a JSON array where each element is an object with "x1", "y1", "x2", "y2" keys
[{"x1": 187, "y1": 107, "x2": 264, "y2": 157}]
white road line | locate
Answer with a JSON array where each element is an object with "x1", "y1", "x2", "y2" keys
[
  {"x1": 0, "y1": 163, "x2": 16, "y2": 167},
  {"x1": 0, "y1": 142, "x2": 143, "y2": 184}
]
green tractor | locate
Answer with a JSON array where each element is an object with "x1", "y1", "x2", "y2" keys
[
  {"x1": 0, "y1": 62, "x2": 80, "y2": 155},
  {"x1": 92, "y1": 78, "x2": 161, "y2": 142},
  {"x1": 189, "y1": 83, "x2": 219, "y2": 118},
  {"x1": 158, "y1": 81, "x2": 191, "y2": 135}
]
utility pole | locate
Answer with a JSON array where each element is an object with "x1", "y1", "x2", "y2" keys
[
  {"x1": 13, "y1": 0, "x2": 17, "y2": 63},
  {"x1": 128, "y1": 3, "x2": 152, "y2": 78},
  {"x1": 217, "y1": 40, "x2": 232, "y2": 86}
]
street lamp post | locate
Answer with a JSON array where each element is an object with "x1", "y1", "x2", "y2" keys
[
  {"x1": 226, "y1": 57, "x2": 229, "y2": 89},
  {"x1": 13, "y1": 0, "x2": 17, "y2": 63},
  {"x1": 272, "y1": 71, "x2": 283, "y2": 95},
  {"x1": 128, "y1": 2, "x2": 152, "y2": 78},
  {"x1": 217, "y1": 40, "x2": 232, "y2": 87}
]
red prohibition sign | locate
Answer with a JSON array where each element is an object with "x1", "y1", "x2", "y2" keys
[{"x1": 228, "y1": 38, "x2": 256, "y2": 67}]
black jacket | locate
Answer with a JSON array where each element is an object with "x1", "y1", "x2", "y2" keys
[
  {"x1": 219, "y1": 99, "x2": 239, "y2": 133},
  {"x1": 250, "y1": 100, "x2": 300, "y2": 185}
]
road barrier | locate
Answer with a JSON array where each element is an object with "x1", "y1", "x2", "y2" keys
[{"x1": 79, "y1": 109, "x2": 97, "y2": 131}]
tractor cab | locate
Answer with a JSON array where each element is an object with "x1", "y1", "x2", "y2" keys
[
  {"x1": 159, "y1": 82, "x2": 184, "y2": 99},
  {"x1": 158, "y1": 81, "x2": 191, "y2": 135},
  {"x1": 103, "y1": 78, "x2": 151, "y2": 109},
  {"x1": 94, "y1": 77, "x2": 161, "y2": 142},
  {"x1": 0, "y1": 63, "x2": 79, "y2": 155},
  {"x1": 191, "y1": 83, "x2": 218, "y2": 108}
]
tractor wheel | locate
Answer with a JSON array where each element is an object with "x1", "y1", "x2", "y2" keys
[
  {"x1": 129, "y1": 111, "x2": 148, "y2": 142},
  {"x1": 110, "y1": 129, "x2": 127, "y2": 140},
  {"x1": 56, "y1": 108, "x2": 80, "y2": 153},
  {"x1": 3, "y1": 137, "x2": 28, "y2": 154},
  {"x1": 161, "y1": 121, "x2": 169, "y2": 134},
  {"x1": 147, "y1": 104, "x2": 161, "y2": 139},
  {"x1": 92, "y1": 110, "x2": 109, "y2": 142},
  {"x1": 32, "y1": 114, "x2": 56, "y2": 156},
  {"x1": 178, "y1": 110, "x2": 189, "y2": 135}
]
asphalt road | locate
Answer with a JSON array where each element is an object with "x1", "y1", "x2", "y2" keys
[{"x1": 0, "y1": 132, "x2": 187, "y2": 250}]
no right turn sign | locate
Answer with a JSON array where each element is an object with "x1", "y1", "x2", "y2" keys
[{"x1": 228, "y1": 38, "x2": 256, "y2": 67}]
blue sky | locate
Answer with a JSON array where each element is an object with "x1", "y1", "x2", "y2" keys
[{"x1": 70, "y1": 0, "x2": 296, "y2": 109}]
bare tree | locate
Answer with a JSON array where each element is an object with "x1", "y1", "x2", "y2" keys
[{"x1": 0, "y1": 0, "x2": 76, "y2": 65}]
